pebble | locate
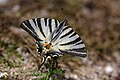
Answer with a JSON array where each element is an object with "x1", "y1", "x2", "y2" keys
[{"x1": 105, "y1": 65, "x2": 113, "y2": 74}]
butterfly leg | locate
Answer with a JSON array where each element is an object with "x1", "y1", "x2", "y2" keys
[
  {"x1": 50, "y1": 53, "x2": 59, "y2": 70},
  {"x1": 55, "y1": 58, "x2": 58, "y2": 68},
  {"x1": 37, "y1": 55, "x2": 47, "y2": 71},
  {"x1": 53, "y1": 53, "x2": 61, "y2": 68}
]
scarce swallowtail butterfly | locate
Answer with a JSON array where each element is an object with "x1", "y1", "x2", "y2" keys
[{"x1": 20, "y1": 18, "x2": 87, "y2": 70}]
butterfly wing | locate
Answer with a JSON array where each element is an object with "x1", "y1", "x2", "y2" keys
[
  {"x1": 50, "y1": 20, "x2": 67, "y2": 42},
  {"x1": 20, "y1": 18, "x2": 60, "y2": 54},
  {"x1": 52, "y1": 25, "x2": 87, "y2": 58},
  {"x1": 20, "y1": 18, "x2": 59, "y2": 42},
  {"x1": 20, "y1": 18, "x2": 87, "y2": 57}
]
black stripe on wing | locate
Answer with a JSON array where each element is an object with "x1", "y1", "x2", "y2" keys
[
  {"x1": 59, "y1": 48, "x2": 87, "y2": 57},
  {"x1": 36, "y1": 18, "x2": 46, "y2": 38},
  {"x1": 32, "y1": 19, "x2": 37, "y2": 26},
  {"x1": 60, "y1": 29, "x2": 74, "y2": 39},
  {"x1": 24, "y1": 20, "x2": 35, "y2": 33},
  {"x1": 62, "y1": 26, "x2": 69, "y2": 32},
  {"x1": 20, "y1": 21, "x2": 42, "y2": 41},
  {"x1": 55, "y1": 19, "x2": 58, "y2": 28},
  {"x1": 48, "y1": 19, "x2": 52, "y2": 33},
  {"x1": 66, "y1": 47, "x2": 86, "y2": 52},
  {"x1": 51, "y1": 19, "x2": 67, "y2": 42},
  {"x1": 44, "y1": 18, "x2": 47, "y2": 26},
  {"x1": 21, "y1": 18, "x2": 60, "y2": 41},
  {"x1": 69, "y1": 32, "x2": 77, "y2": 38},
  {"x1": 57, "y1": 25, "x2": 87, "y2": 57},
  {"x1": 60, "y1": 37, "x2": 81, "y2": 46},
  {"x1": 75, "y1": 41, "x2": 84, "y2": 45}
]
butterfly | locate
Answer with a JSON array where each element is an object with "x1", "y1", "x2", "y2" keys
[{"x1": 20, "y1": 18, "x2": 87, "y2": 70}]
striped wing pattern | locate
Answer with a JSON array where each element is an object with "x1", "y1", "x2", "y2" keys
[
  {"x1": 21, "y1": 18, "x2": 59, "y2": 43},
  {"x1": 58, "y1": 26, "x2": 86, "y2": 57},
  {"x1": 20, "y1": 18, "x2": 87, "y2": 57}
]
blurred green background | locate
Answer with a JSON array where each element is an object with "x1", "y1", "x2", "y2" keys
[{"x1": 0, "y1": 0, "x2": 120, "y2": 80}]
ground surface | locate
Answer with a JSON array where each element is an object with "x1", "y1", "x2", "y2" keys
[{"x1": 0, "y1": 0, "x2": 120, "y2": 80}]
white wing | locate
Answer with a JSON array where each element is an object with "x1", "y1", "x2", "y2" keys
[
  {"x1": 21, "y1": 18, "x2": 87, "y2": 57},
  {"x1": 20, "y1": 18, "x2": 59, "y2": 43},
  {"x1": 52, "y1": 22, "x2": 87, "y2": 57}
]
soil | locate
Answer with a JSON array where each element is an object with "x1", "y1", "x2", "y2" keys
[{"x1": 0, "y1": 0, "x2": 120, "y2": 80}]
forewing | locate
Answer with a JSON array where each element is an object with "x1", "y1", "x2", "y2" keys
[
  {"x1": 57, "y1": 26, "x2": 87, "y2": 57},
  {"x1": 20, "y1": 18, "x2": 60, "y2": 55},
  {"x1": 20, "y1": 18, "x2": 59, "y2": 42}
]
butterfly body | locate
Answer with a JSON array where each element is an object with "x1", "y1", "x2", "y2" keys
[{"x1": 20, "y1": 18, "x2": 87, "y2": 70}]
